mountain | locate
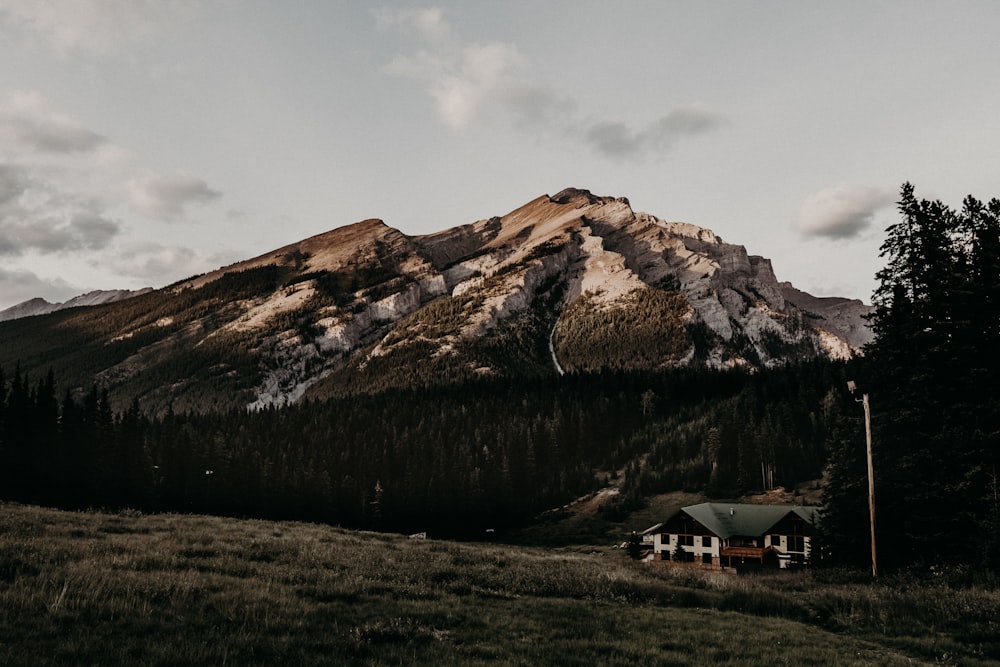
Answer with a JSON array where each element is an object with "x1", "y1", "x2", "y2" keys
[
  {"x1": 0, "y1": 288, "x2": 154, "y2": 322},
  {"x1": 0, "y1": 188, "x2": 871, "y2": 414},
  {"x1": 775, "y1": 282, "x2": 872, "y2": 349}
]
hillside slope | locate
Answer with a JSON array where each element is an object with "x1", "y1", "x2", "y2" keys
[{"x1": 4, "y1": 503, "x2": 973, "y2": 667}]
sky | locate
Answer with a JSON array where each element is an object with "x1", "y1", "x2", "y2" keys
[{"x1": 1, "y1": 1, "x2": 998, "y2": 310}]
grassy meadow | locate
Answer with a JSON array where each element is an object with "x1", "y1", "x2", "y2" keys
[{"x1": 1, "y1": 502, "x2": 997, "y2": 666}]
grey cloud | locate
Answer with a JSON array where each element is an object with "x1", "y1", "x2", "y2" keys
[
  {"x1": 112, "y1": 243, "x2": 195, "y2": 280},
  {"x1": 584, "y1": 108, "x2": 724, "y2": 159},
  {"x1": 501, "y1": 83, "x2": 577, "y2": 129},
  {"x1": 0, "y1": 167, "x2": 122, "y2": 256},
  {"x1": 0, "y1": 1, "x2": 188, "y2": 55},
  {"x1": 796, "y1": 185, "x2": 895, "y2": 240},
  {"x1": 0, "y1": 213, "x2": 121, "y2": 256},
  {"x1": 109, "y1": 242, "x2": 237, "y2": 284},
  {"x1": 5, "y1": 218, "x2": 76, "y2": 254},
  {"x1": 128, "y1": 173, "x2": 222, "y2": 220},
  {"x1": 378, "y1": 13, "x2": 723, "y2": 158},
  {"x1": 378, "y1": 10, "x2": 534, "y2": 130},
  {"x1": 374, "y1": 7, "x2": 451, "y2": 44},
  {"x1": 0, "y1": 164, "x2": 30, "y2": 204},
  {"x1": 585, "y1": 122, "x2": 638, "y2": 158},
  {"x1": 10, "y1": 115, "x2": 107, "y2": 153},
  {"x1": 69, "y1": 213, "x2": 120, "y2": 249},
  {"x1": 0, "y1": 96, "x2": 108, "y2": 154},
  {"x1": 386, "y1": 39, "x2": 524, "y2": 129}
]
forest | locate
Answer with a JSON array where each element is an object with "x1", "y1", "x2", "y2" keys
[{"x1": 0, "y1": 362, "x2": 843, "y2": 539}]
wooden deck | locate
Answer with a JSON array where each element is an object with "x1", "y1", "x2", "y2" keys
[{"x1": 721, "y1": 546, "x2": 767, "y2": 559}]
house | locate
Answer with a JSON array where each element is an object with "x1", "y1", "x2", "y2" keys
[
  {"x1": 651, "y1": 503, "x2": 819, "y2": 570},
  {"x1": 622, "y1": 523, "x2": 664, "y2": 559},
  {"x1": 639, "y1": 522, "x2": 663, "y2": 547}
]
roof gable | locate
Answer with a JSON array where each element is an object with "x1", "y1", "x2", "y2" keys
[{"x1": 678, "y1": 503, "x2": 819, "y2": 539}]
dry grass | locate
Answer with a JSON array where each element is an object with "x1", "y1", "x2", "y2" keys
[{"x1": 1, "y1": 503, "x2": 996, "y2": 666}]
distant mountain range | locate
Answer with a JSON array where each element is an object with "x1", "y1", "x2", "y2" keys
[
  {"x1": 0, "y1": 289, "x2": 153, "y2": 322},
  {"x1": 0, "y1": 188, "x2": 872, "y2": 414}
]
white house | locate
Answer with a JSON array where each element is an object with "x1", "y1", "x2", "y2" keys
[{"x1": 651, "y1": 503, "x2": 818, "y2": 570}]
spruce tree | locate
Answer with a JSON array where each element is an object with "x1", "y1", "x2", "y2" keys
[{"x1": 824, "y1": 183, "x2": 1000, "y2": 570}]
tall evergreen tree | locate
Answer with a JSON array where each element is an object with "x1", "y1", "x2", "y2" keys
[{"x1": 824, "y1": 183, "x2": 1000, "y2": 570}]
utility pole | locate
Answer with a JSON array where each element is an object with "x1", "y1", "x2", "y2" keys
[{"x1": 848, "y1": 381, "x2": 877, "y2": 579}]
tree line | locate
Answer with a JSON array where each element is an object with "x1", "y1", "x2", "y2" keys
[
  {"x1": 0, "y1": 363, "x2": 841, "y2": 537},
  {"x1": 821, "y1": 183, "x2": 1000, "y2": 571},
  {"x1": 608, "y1": 359, "x2": 843, "y2": 516}
]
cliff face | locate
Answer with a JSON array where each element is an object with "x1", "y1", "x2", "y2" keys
[
  {"x1": 776, "y1": 282, "x2": 874, "y2": 350},
  {"x1": 298, "y1": 188, "x2": 871, "y2": 401},
  {"x1": 0, "y1": 188, "x2": 872, "y2": 412}
]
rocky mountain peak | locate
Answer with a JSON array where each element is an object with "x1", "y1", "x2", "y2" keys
[
  {"x1": 548, "y1": 187, "x2": 630, "y2": 209},
  {"x1": 0, "y1": 188, "x2": 873, "y2": 413}
]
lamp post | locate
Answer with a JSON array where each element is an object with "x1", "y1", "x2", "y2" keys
[{"x1": 847, "y1": 381, "x2": 877, "y2": 579}]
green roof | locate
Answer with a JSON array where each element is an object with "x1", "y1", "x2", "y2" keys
[{"x1": 680, "y1": 503, "x2": 819, "y2": 539}]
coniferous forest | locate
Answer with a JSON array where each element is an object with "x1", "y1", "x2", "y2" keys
[{"x1": 0, "y1": 363, "x2": 843, "y2": 538}]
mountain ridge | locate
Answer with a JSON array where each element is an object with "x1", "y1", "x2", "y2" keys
[
  {"x1": 0, "y1": 288, "x2": 154, "y2": 322},
  {"x1": 0, "y1": 188, "x2": 872, "y2": 414}
]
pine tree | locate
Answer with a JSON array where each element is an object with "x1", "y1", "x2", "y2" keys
[
  {"x1": 824, "y1": 183, "x2": 1000, "y2": 570},
  {"x1": 819, "y1": 386, "x2": 870, "y2": 567}
]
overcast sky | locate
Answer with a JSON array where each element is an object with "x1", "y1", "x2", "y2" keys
[{"x1": 1, "y1": 1, "x2": 998, "y2": 310}]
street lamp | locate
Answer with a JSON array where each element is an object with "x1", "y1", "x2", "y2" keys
[{"x1": 848, "y1": 381, "x2": 877, "y2": 579}]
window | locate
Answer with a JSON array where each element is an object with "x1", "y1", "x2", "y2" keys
[
  {"x1": 770, "y1": 535, "x2": 781, "y2": 547},
  {"x1": 702, "y1": 536, "x2": 713, "y2": 548},
  {"x1": 702, "y1": 553, "x2": 713, "y2": 565},
  {"x1": 789, "y1": 536, "x2": 805, "y2": 552}
]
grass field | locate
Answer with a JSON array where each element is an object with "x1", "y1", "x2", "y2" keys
[{"x1": 1, "y1": 502, "x2": 997, "y2": 666}]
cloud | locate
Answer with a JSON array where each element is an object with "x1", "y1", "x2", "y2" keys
[
  {"x1": 381, "y1": 8, "x2": 524, "y2": 130},
  {"x1": 0, "y1": 210, "x2": 121, "y2": 257},
  {"x1": 500, "y1": 82, "x2": 577, "y2": 128},
  {"x1": 0, "y1": 0, "x2": 184, "y2": 55},
  {"x1": 0, "y1": 164, "x2": 30, "y2": 205},
  {"x1": 433, "y1": 43, "x2": 523, "y2": 128},
  {"x1": 0, "y1": 91, "x2": 107, "y2": 154},
  {"x1": 128, "y1": 173, "x2": 223, "y2": 221},
  {"x1": 0, "y1": 164, "x2": 122, "y2": 256},
  {"x1": 108, "y1": 242, "x2": 237, "y2": 284},
  {"x1": 375, "y1": 7, "x2": 451, "y2": 44},
  {"x1": 377, "y1": 7, "x2": 722, "y2": 158},
  {"x1": 796, "y1": 185, "x2": 895, "y2": 240},
  {"x1": 584, "y1": 107, "x2": 724, "y2": 160},
  {"x1": 0, "y1": 91, "x2": 224, "y2": 308},
  {"x1": 1, "y1": 93, "x2": 220, "y2": 224}
]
